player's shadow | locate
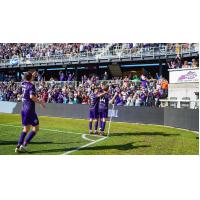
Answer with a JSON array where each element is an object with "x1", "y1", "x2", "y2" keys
[
  {"x1": 82, "y1": 141, "x2": 150, "y2": 152},
  {"x1": 27, "y1": 142, "x2": 83, "y2": 154},
  {"x1": 111, "y1": 132, "x2": 180, "y2": 137},
  {"x1": 28, "y1": 147, "x2": 76, "y2": 154},
  {"x1": 28, "y1": 141, "x2": 148, "y2": 154}
]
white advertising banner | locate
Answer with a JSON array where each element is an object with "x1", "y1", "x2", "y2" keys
[
  {"x1": 169, "y1": 68, "x2": 199, "y2": 83},
  {"x1": 0, "y1": 102, "x2": 17, "y2": 113}
]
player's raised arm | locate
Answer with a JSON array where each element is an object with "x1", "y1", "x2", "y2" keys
[{"x1": 97, "y1": 90, "x2": 108, "y2": 98}]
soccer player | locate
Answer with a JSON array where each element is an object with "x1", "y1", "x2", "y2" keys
[
  {"x1": 15, "y1": 71, "x2": 45, "y2": 153},
  {"x1": 88, "y1": 87, "x2": 99, "y2": 134},
  {"x1": 98, "y1": 85, "x2": 117, "y2": 135}
]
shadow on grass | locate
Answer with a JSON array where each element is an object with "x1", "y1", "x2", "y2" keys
[
  {"x1": 111, "y1": 132, "x2": 180, "y2": 137},
  {"x1": 28, "y1": 147, "x2": 76, "y2": 154},
  {"x1": 81, "y1": 142, "x2": 150, "y2": 152},
  {"x1": 28, "y1": 141, "x2": 150, "y2": 154},
  {"x1": 0, "y1": 140, "x2": 79, "y2": 145}
]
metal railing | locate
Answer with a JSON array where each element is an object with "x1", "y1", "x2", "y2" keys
[
  {"x1": 160, "y1": 99, "x2": 199, "y2": 109},
  {"x1": 0, "y1": 81, "x2": 79, "y2": 88},
  {"x1": 0, "y1": 79, "x2": 147, "y2": 90},
  {"x1": 0, "y1": 44, "x2": 198, "y2": 68}
]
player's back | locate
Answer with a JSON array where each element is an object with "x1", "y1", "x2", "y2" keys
[
  {"x1": 21, "y1": 81, "x2": 36, "y2": 112},
  {"x1": 99, "y1": 93, "x2": 109, "y2": 112},
  {"x1": 89, "y1": 93, "x2": 99, "y2": 111}
]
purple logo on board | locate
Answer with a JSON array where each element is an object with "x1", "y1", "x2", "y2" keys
[{"x1": 178, "y1": 71, "x2": 198, "y2": 82}]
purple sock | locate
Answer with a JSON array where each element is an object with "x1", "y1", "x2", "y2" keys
[
  {"x1": 24, "y1": 131, "x2": 36, "y2": 146},
  {"x1": 100, "y1": 120, "x2": 103, "y2": 130},
  {"x1": 17, "y1": 132, "x2": 27, "y2": 148},
  {"x1": 94, "y1": 120, "x2": 98, "y2": 131},
  {"x1": 89, "y1": 121, "x2": 92, "y2": 131},
  {"x1": 102, "y1": 122, "x2": 106, "y2": 131}
]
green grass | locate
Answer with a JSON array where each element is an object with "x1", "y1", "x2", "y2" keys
[{"x1": 0, "y1": 113, "x2": 198, "y2": 155}]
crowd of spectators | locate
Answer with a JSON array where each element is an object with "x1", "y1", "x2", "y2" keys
[
  {"x1": 0, "y1": 43, "x2": 108, "y2": 61},
  {"x1": 167, "y1": 56, "x2": 199, "y2": 69},
  {"x1": 108, "y1": 43, "x2": 197, "y2": 53},
  {"x1": 0, "y1": 43, "x2": 197, "y2": 63},
  {"x1": 0, "y1": 72, "x2": 168, "y2": 107}
]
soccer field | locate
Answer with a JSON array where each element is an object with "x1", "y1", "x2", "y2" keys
[{"x1": 0, "y1": 113, "x2": 198, "y2": 155}]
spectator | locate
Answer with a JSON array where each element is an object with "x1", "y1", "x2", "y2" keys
[
  {"x1": 146, "y1": 89, "x2": 154, "y2": 107},
  {"x1": 103, "y1": 71, "x2": 108, "y2": 80},
  {"x1": 126, "y1": 94, "x2": 134, "y2": 106},
  {"x1": 41, "y1": 90, "x2": 48, "y2": 103},
  {"x1": 161, "y1": 78, "x2": 168, "y2": 97},
  {"x1": 59, "y1": 71, "x2": 65, "y2": 81},
  {"x1": 154, "y1": 89, "x2": 161, "y2": 107},
  {"x1": 115, "y1": 93, "x2": 124, "y2": 106},
  {"x1": 182, "y1": 60, "x2": 190, "y2": 68},
  {"x1": 140, "y1": 90, "x2": 147, "y2": 106},
  {"x1": 0, "y1": 71, "x2": 172, "y2": 108},
  {"x1": 192, "y1": 59, "x2": 198, "y2": 68},
  {"x1": 135, "y1": 94, "x2": 141, "y2": 107}
]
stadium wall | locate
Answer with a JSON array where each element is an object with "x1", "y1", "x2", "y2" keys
[
  {"x1": 0, "y1": 102, "x2": 198, "y2": 131},
  {"x1": 164, "y1": 108, "x2": 199, "y2": 132}
]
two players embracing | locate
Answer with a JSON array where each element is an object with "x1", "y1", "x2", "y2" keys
[
  {"x1": 15, "y1": 72, "x2": 116, "y2": 153},
  {"x1": 88, "y1": 84, "x2": 117, "y2": 136}
]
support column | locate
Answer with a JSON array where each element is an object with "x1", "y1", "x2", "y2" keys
[
  {"x1": 75, "y1": 66, "x2": 78, "y2": 81},
  {"x1": 159, "y1": 61, "x2": 162, "y2": 76}
]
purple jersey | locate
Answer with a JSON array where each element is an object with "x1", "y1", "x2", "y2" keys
[
  {"x1": 89, "y1": 93, "x2": 99, "y2": 119},
  {"x1": 140, "y1": 93, "x2": 147, "y2": 101},
  {"x1": 21, "y1": 81, "x2": 39, "y2": 126},
  {"x1": 99, "y1": 93, "x2": 109, "y2": 112},
  {"x1": 21, "y1": 81, "x2": 36, "y2": 111},
  {"x1": 89, "y1": 93, "x2": 99, "y2": 111},
  {"x1": 60, "y1": 75, "x2": 65, "y2": 81},
  {"x1": 115, "y1": 95, "x2": 123, "y2": 105},
  {"x1": 141, "y1": 80, "x2": 147, "y2": 88}
]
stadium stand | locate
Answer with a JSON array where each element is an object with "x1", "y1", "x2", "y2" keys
[
  {"x1": 0, "y1": 43, "x2": 198, "y2": 68},
  {"x1": 0, "y1": 43, "x2": 199, "y2": 108},
  {"x1": 0, "y1": 74, "x2": 168, "y2": 107}
]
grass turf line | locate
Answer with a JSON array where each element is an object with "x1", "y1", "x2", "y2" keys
[{"x1": 0, "y1": 113, "x2": 198, "y2": 155}]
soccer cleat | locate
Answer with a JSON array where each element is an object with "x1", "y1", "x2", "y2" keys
[
  {"x1": 89, "y1": 130, "x2": 93, "y2": 134},
  {"x1": 94, "y1": 130, "x2": 98, "y2": 135},
  {"x1": 19, "y1": 145, "x2": 28, "y2": 152},
  {"x1": 99, "y1": 131, "x2": 104, "y2": 136},
  {"x1": 15, "y1": 147, "x2": 20, "y2": 153}
]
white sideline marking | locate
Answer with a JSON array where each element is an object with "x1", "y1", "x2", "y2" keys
[
  {"x1": 82, "y1": 134, "x2": 95, "y2": 142},
  {"x1": 2, "y1": 113, "x2": 197, "y2": 134},
  {"x1": 0, "y1": 123, "x2": 104, "y2": 138},
  {"x1": 0, "y1": 123, "x2": 108, "y2": 154},
  {"x1": 62, "y1": 136, "x2": 107, "y2": 155}
]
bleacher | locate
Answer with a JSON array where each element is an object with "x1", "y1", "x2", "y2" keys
[{"x1": 0, "y1": 43, "x2": 198, "y2": 69}]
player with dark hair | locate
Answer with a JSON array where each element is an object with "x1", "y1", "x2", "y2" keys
[
  {"x1": 88, "y1": 87, "x2": 100, "y2": 134},
  {"x1": 15, "y1": 71, "x2": 45, "y2": 153}
]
